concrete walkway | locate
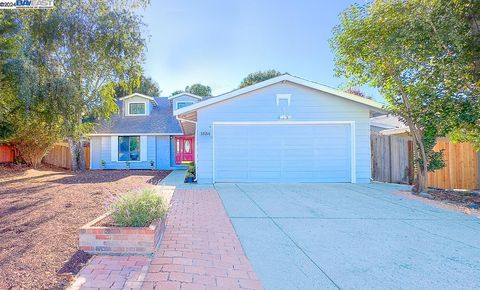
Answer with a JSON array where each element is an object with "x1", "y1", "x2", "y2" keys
[
  {"x1": 69, "y1": 171, "x2": 261, "y2": 290},
  {"x1": 217, "y1": 182, "x2": 480, "y2": 290}
]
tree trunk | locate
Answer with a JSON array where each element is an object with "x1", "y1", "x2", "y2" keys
[
  {"x1": 407, "y1": 122, "x2": 429, "y2": 193},
  {"x1": 396, "y1": 87, "x2": 429, "y2": 194},
  {"x1": 68, "y1": 137, "x2": 85, "y2": 171}
]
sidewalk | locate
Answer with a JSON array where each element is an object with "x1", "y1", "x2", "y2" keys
[{"x1": 68, "y1": 171, "x2": 261, "y2": 290}]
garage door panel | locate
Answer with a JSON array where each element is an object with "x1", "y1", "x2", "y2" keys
[
  {"x1": 248, "y1": 161, "x2": 283, "y2": 170},
  {"x1": 216, "y1": 170, "x2": 248, "y2": 180},
  {"x1": 214, "y1": 123, "x2": 352, "y2": 183},
  {"x1": 215, "y1": 159, "x2": 248, "y2": 171},
  {"x1": 248, "y1": 171, "x2": 280, "y2": 179}
]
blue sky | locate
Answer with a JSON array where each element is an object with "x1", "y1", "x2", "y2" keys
[{"x1": 141, "y1": 0, "x2": 382, "y2": 101}]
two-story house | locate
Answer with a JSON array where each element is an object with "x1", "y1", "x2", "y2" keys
[{"x1": 89, "y1": 92, "x2": 201, "y2": 170}]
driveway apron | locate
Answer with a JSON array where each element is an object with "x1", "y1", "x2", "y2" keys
[{"x1": 216, "y1": 183, "x2": 480, "y2": 290}]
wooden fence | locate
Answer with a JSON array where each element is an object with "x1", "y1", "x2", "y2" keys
[
  {"x1": 371, "y1": 133, "x2": 413, "y2": 184},
  {"x1": 42, "y1": 143, "x2": 90, "y2": 170},
  {"x1": 427, "y1": 139, "x2": 479, "y2": 190},
  {"x1": 371, "y1": 133, "x2": 479, "y2": 190},
  {"x1": 0, "y1": 145, "x2": 15, "y2": 163}
]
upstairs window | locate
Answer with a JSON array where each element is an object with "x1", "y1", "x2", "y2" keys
[
  {"x1": 176, "y1": 101, "x2": 194, "y2": 110},
  {"x1": 129, "y1": 102, "x2": 146, "y2": 115},
  {"x1": 118, "y1": 136, "x2": 140, "y2": 161}
]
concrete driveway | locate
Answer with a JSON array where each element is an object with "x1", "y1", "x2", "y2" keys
[{"x1": 215, "y1": 183, "x2": 480, "y2": 290}]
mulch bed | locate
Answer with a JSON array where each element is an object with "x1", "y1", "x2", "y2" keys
[
  {"x1": 428, "y1": 188, "x2": 480, "y2": 209},
  {"x1": 0, "y1": 164, "x2": 171, "y2": 290}
]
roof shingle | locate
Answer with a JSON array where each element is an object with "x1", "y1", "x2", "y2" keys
[{"x1": 93, "y1": 97, "x2": 183, "y2": 134}]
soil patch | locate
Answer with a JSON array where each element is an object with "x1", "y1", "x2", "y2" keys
[{"x1": 0, "y1": 164, "x2": 171, "y2": 289}]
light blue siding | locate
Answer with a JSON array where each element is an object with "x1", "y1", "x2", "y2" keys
[
  {"x1": 155, "y1": 136, "x2": 171, "y2": 170},
  {"x1": 154, "y1": 136, "x2": 188, "y2": 170},
  {"x1": 195, "y1": 82, "x2": 372, "y2": 184},
  {"x1": 90, "y1": 135, "x2": 176, "y2": 170}
]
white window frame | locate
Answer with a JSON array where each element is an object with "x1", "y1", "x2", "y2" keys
[
  {"x1": 176, "y1": 101, "x2": 194, "y2": 110},
  {"x1": 117, "y1": 136, "x2": 142, "y2": 162},
  {"x1": 276, "y1": 94, "x2": 291, "y2": 106},
  {"x1": 212, "y1": 121, "x2": 356, "y2": 184},
  {"x1": 127, "y1": 102, "x2": 147, "y2": 116}
]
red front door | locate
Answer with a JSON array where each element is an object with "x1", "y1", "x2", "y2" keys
[{"x1": 175, "y1": 136, "x2": 195, "y2": 164}]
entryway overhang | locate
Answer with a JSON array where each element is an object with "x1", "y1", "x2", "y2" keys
[{"x1": 175, "y1": 111, "x2": 197, "y2": 136}]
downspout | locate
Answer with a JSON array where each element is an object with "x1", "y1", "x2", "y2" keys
[{"x1": 176, "y1": 116, "x2": 198, "y2": 181}]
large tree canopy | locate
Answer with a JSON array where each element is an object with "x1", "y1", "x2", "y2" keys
[
  {"x1": 239, "y1": 70, "x2": 282, "y2": 88},
  {"x1": 172, "y1": 83, "x2": 212, "y2": 97},
  {"x1": 185, "y1": 83, "x2": 212, "y2": 96},
  {"x1": 331, "y1": 0, "x2": 479, "y2": 192},
  {"x1": 115, "y1": 75, "x2": 161, "y2": 98},
  {"x1": 4, "y1": 0, "x2": 149, "y2": 170}
]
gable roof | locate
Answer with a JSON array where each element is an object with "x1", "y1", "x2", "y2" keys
[
  {"x1": 370, "y1": 115, "x2": 407, "y2": 129},
  {"x1": 174, "y1": 74, "x2": 386, "y2": 116},
  {"x1": 120, "y1": 93, "x2": 158, "y2": 105},
  {"x1": 90, "y1": 97, "x2": 182, "y2": 135},
  {"x1": 168, "y1": 92, "x2": 203, "y2": 100}
]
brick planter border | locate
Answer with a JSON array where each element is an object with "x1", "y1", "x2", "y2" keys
[{"x1": 79, "y1": 213, "x2": 165, "y2": 255}]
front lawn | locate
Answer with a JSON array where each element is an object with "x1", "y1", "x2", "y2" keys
[{"x1": 0, "y1": 165, "x2": 171, "y2": 289}]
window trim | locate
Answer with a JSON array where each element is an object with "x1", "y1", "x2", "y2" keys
[
  {"x1": 176, "y1": 101, "x2": 194, "y2": 110},
  {"x1": 127, "y1": 102, "x2": 147, "y2": 116},
  {"x1": 276, "y1": 94, "x2": 291, "y2": 106},
  {"x1": 118, "y1": 136, "x2": 142, "y2": 162}
]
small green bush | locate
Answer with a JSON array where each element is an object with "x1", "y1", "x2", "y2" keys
[
  {"x1": 110, "y1": 188, "x2": 167, "y2": 227},
  {"x1": 187, "y1": 162, "x2": 195, "y2": 175}
]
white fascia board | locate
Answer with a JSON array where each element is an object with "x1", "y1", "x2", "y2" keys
[
  {"x1": 168, "y1": 93, "x2": 203, "y2": 100},
  {"x1": 370, "y1": 122, "x2": 397, "y2": 129},
  {"x1": 174, "y1": 74, "x2": 386, "y2": 116},
  {"x1": 120, "y1": 93, "x2": 158, "y2": 105}
]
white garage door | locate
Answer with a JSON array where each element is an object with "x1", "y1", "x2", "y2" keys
[{"x1": 213, "y1": 122, "x2": 353, "y2": 183}]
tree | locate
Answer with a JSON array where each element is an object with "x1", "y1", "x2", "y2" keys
[
  {"x1": 0, "y1": 12, "x2": 19, "y2": 140},
  {"x1": 239, "y1": 70, "x2": 282, "y2": 88},
  {"x1": 0, "y1": 41, "x2": 63, "y2": 167},
  {"x1": 331, "y1": 0, "x2": 479, "y2": 193},
  {"x1": 185, "y1": 83, "x2": 211, "y2": 96},
  {"x1": 171, "y1": 90, "x2": 184, "y2": 96},
  {"x1": 138, "y1": 76, "x2": 161, "y2": 96},
  {"x1": 115, "y1": 75, "x2": 161, "y2": 98},
  {"x1": 20, "y1": 0, "x2": 149, "y2": 171},
  {"x1": 171, "y1": 84, "x2": 212, "y2": 97},
  {"x1": 345, "y1": 87, "x2": 372, "y2": 100}
]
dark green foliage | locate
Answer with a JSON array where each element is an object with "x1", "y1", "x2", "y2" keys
[
  {"x1": 239, "y1": 70, "x2": 282, "y2": 88},
  {"x1": 185, "y1": 84, "x2": 211, "y2": 96},
  {"x1": 1, "y1": 0, "x2": 150, "y2": 170},
  {"x1": 115, "y1": 75, "x2": 161, "y2": 98},
  {"x1": 331, "y1": 0, "x2": 479, "y2": 192},
  {"x1": 171, "y1": 90, "x2": 184, "y2": 96}
]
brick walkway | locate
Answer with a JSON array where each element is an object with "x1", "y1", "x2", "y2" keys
[
  {"x1": 68, "y1": 255, "x2": 151, "y2": 289},
  {"x1": 69, "y1": 188, "x2": 262, "y2": 290}
]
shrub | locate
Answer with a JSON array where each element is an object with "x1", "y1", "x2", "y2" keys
[
  {"x1": 110, "y1": 188, "x2": 167, "y2": 227},
  {"x1": 187, "y1": 162, "x2": 195, "y2": 175}
]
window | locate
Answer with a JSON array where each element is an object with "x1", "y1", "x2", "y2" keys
[
  {"x1": 276, "y1": 94, "x2": 291, "y2": 106},
  {"x1": 176, "y1": 101, "x2": 194, "y2": 109},
  {"x1": 129, "y1": 103, "x2": 146, "y2": 115},
  {"x1": 184, "y1": 140, "x2": 191, "y2": 153},
  {"x1": 118, "y1": 136, "x2": 140, "y2": 161}
]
